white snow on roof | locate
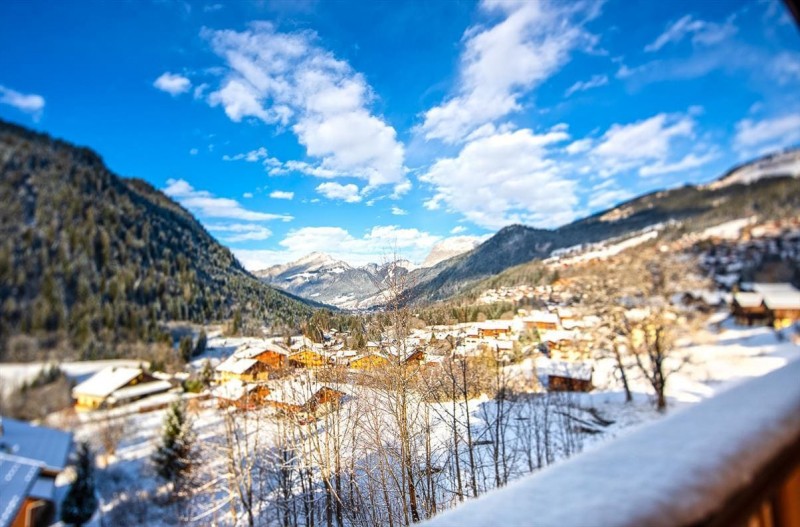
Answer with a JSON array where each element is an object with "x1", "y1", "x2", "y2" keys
[
  {"x1": 234, "y1": 341, "x2": 289, "y2": 359},
  {"x1": 421, "y1": 358, "x2": 800, "y2": 527},
  {"x1": 733, "y1": 291, "x2": 763, "y2": 308},
  {"x1": 751, "y1": 282, "x2": 799, "y2": 294},
  {"x1": 540, "y1": 359, "x2": 593, "y2": 381},
  {"x1": 761, "y1": 290, "x2": 800, "y2": 310},
  {"x1": 215, "y1": 356, "x2": 258, "y2": 374},
  {"x1": 71, "y1": 366, "x2": 142, "y2": 398},
  {"x1": 478, "y1": 320, "x2": 512, "y2": 330},
  {"x1": 539, "y1": 330, "x2": 578, "y2": 343},
  {"x1": 523, "y1": 311, "x2": 559, "y2": 324},
  {"x1": 107, "y1": 380, "x2": 172, "y2": 404},
  {"x1": 212, "y1": 380, "x2": 259, "y2": 401}
]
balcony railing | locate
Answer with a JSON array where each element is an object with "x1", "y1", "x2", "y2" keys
[{"x1": 422, "y1": 358, "x2": 800, "y2": 527}]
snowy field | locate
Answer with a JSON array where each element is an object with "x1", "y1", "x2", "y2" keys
[{"x1": 38, "y1": 314, "x2": 800, "y2": 526}]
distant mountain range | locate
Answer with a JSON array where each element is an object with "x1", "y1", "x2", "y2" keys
[
  {"x1": 255, "y1": 237, "x2": 483, "y2": 309},
  {"x1": 0, "y1": 119, "x2": 315, "y2": 361},
  {"x1": 255, "y1": 252, "x2": 415, "y2": 310},
  {"x1": 258, "y1": 148, "x2": 800, "y2": 309},
  {"x1": 400, "y1": 148, "x2": 800, "y2": 304}
]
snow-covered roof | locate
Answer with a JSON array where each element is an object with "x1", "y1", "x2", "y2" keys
[
  {"x1": 71, "y1": 366, "x2": 142, "y2": 398},
  {"x1": 215, "y1": 356, "x2": 259, "y2": 375},
  {"x1": 761, "y1": 290, "x2": 800, "y2": 310},
  {"x1": 751, "y1": 282, "x2": 799, "y2": 294},
  {"x1": 234, "y1": 341, "x2": 290, "y2": 359},
  {"x1": 0, "y1": 453, "x2": 40, "y2": 526},
  {"x1": 478, "y1": 320, "x2": 513, "y2": 330},
  {"x1": 733, "y1": 292, "x2": 763, "y2": 308},
  {"x1": 107, "y1": 380, "x2": 172, "y2": 404},
  {"x1": 523, "y1": 311, "x2": 560, "y2": 325},
  {"x1": 421, "y1": 359, "x2": 800, "y2": 527},
  {"x1": 212, "y1": 380, "x2": 259, "y2": 401},
  {"x1": 0, "y1": 417, "x2": 72, "y2": 474},
  {"x1": 543, "y1": 359, "x2": 593, "y2": 381},
  {"x1": 539, "y1": 330, "x2": 578, "y2": 343}
]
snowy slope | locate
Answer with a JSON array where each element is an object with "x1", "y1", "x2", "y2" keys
[
  {"x1": 421, "y1": 236, "x2": 484, "y2": 268},
  {"x1": 706, "y1": 148, "x2": 800, "y2": 189}
]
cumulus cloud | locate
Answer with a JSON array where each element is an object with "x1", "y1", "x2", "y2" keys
[
  {"x1": 420, "y1": 127, "x2": 578, "y2": 229},
  {"x1": 223, "y1": 147, "x2": 269, "y2": 162},
  {"x1": 203, "y1": 22, "x2": 407, "y2": 189},
  {"x1": 391, "y1": 206, "x2": 408, "y2": 216},
  {"x1": 587, "y1": 187, "x2": 633, "y2": 209},
  {"x1": 164, "y1": 178, "x2": 293, "y2": 221},
  {"x1": 316, "y1": 182, "x2": 362, "y2": 202},
  {"x1": 270, "y1": 190, "x2": 295, "y2": 200},
  {"x1": 419, "y1": 1, "x2": 599, "y2": 144},
  {"x1": 0, "y1": 85, "x2": 45, "y2": 118},
  {"x1": 645, "y1": 14, "x2": 737, "y2": 53},
  {"x1": 153, "y1": 72, "x2": 192, "y2": 95},
  {"x1": 639, "y1": 151, "x2": 717, "y2": 177},
  {"x1": 207, "y1": 223, "x2": 272, "y2": 242},
  {"x1": 564, "y1": 74, "x2": 608, "y2": 96},
  {"x1": 233, "y1": 225, "x2": 443, "y2": 269},
  {"x1": 734, "y1": 113, "x2": 800, "y2": 152},
  {"x1": 450, "y1": 225, "x2": 467, "y2": 234}
]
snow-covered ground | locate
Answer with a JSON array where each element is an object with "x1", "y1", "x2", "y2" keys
[
  {"x1": 50, "y1": 315, "x2": 799, "y2": 525},
  {"x1": 0, "y1": 359, "x2": 147, "y2": 397}
]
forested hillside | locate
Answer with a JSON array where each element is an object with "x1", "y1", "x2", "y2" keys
[{"x1": 0, "y1": 120, "x2": 314, "y2": 360}]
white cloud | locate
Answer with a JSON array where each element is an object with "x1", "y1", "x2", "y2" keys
[
  {"x1": 204, "y1": 22, "x2": 407, "y2": 189},
  {"x1": 207, "y1": 223, "x2": 272, "y2": 242},
  {"x1": 0, "y1": 85, "x2": 45, "y2": 118},
  {"x1": 587, "y1": 187, "x2": 633, "y2": 209},
  {"x1": 420, "y1": 127, "x2": 578, "y2": 229},
  {"x1": 315, "y1": 182, "x2": 362, "y2": 203},
  {"x1": 450, "y1": 225, "x2": 467, "y2": 234},
  {"x1": 233, "y1": 225, "x2": 443, "y2": 269},
  {"x1": 391, "y1": 206, "x2": 408, "y2": 216},
  {"x1": 243, "y1": 192, "x2": 254, "y2": 198},
  {"x1": 164, "y1": 178, "x2": 293, "y2": 221},
  {"x1": 223, "y1": 147, "x2": 269, "y2": 162},
  {"x1": 734, "y1": 113, "x2": 800, "y2": 151},
  {"x1": 639, "y1": 151, "x2": 716, "y2": 177},
  {"x1": 645, "y1": 15, "x2": 737, "y2": 53},
  {"x1": 565, "y1": 138, "x2": 592, "y2": 154},
  {"x1": 189, "y1": 148, "x2": 199, "y2": 155},
  {"x1": 269, "y1": 190, "x2": 294, "y2": 200},
  {"x1": 591, "y1": 113, "x2": 697, "y2": 175},
  {"x1": 419, "y1": 1, "x2": 598, "y2": 144},
  {"x1": 153, "y1": 72, "x2": 192, "y2": 95},
  {"x1": 564, "y1": 74, "x2": 608, "y2": 96}
]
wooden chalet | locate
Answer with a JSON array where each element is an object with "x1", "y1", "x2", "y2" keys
[
  {"x1": 524, "y1": 310, "x2": 560, "y2": 331},
  {"x1": 478, "y1": 320, "x2": 513, "y2": 339},
  {"x1": 348, "y1": 353, "x2": 390, "y2": 370},
  {"x1": 732, "y1": 284, "x2": 800, "y2": 328},
  {"x1": 235, "y1": 341, "x2": 290, "y2": 369},
  {"x1": 212, "y1": 380, "x2": 271, "y2": 410},
  {"x1": 215, "y1": 356, "x2": 271, "y2": 382},
  {"x1": 71, "y1": 366, "x2": 170, "y2": 411},
  {"x1": 263, "y1": 381, "x2": 347, "y2": 420},
  {"x1": 0, "y1": 417, "x2": 72, "y2": 527},
  {"x1": 546, "y1": 361, "x2": 593, "y2": 393}
]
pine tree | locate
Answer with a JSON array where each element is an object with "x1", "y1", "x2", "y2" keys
[
  {"x1": 194, "y1": 328, "x2": 207, "y2": 356},
  {"x1": 179, "y1": 335, "x2": 193, "y2": 363},
  {"x1": 60, "y1": 442, "x2": 98, "y2": 527},
  {"x1": 152, "y1": 400, "x2": 195, "y2": 494},
  {"x1": 199, "y1": 358, "x2": 214, "y2": 388}
]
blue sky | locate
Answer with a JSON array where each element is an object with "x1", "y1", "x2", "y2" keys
[{"x1": 1, "y1": 0, "x2": 799, "y2": 269}]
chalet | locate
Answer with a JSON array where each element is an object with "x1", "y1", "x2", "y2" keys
[
  {"x1": 757, "y1": 284, "x2": 800, "y2": 329},
  {"x1": 523, "y1": 311, "x2": 560, "y2": 332},
  {"x1": 348, "y1": 352, "x2": 390, "y2": 370},
  {"x1": 288, "y1": 349, "x2": 329, "y2": 369},
  {"x1": 212, "y1": 380, "x2": 271, "y2": 410},
  {"x1": 263, "y1": 381, "x2": 347, "y2": 419},
  {"x1": 545, "y1": 361, "x2": 593, "y2": 393},
  {"x1": 234, "y1": 341, "x2": 290, "y2": 369},
  {"x1": 0, "y1": 417, "x2": 72, "y2": 527},
  {"x1": 215, "y1": 356, "x2": 271, "y2": 382},
  {"x1": 71, "y1": 366, "x2": 170, "y2": 411},
  {"x1": 478, "y1": 320, "x2": 513, "y2": 339}
]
